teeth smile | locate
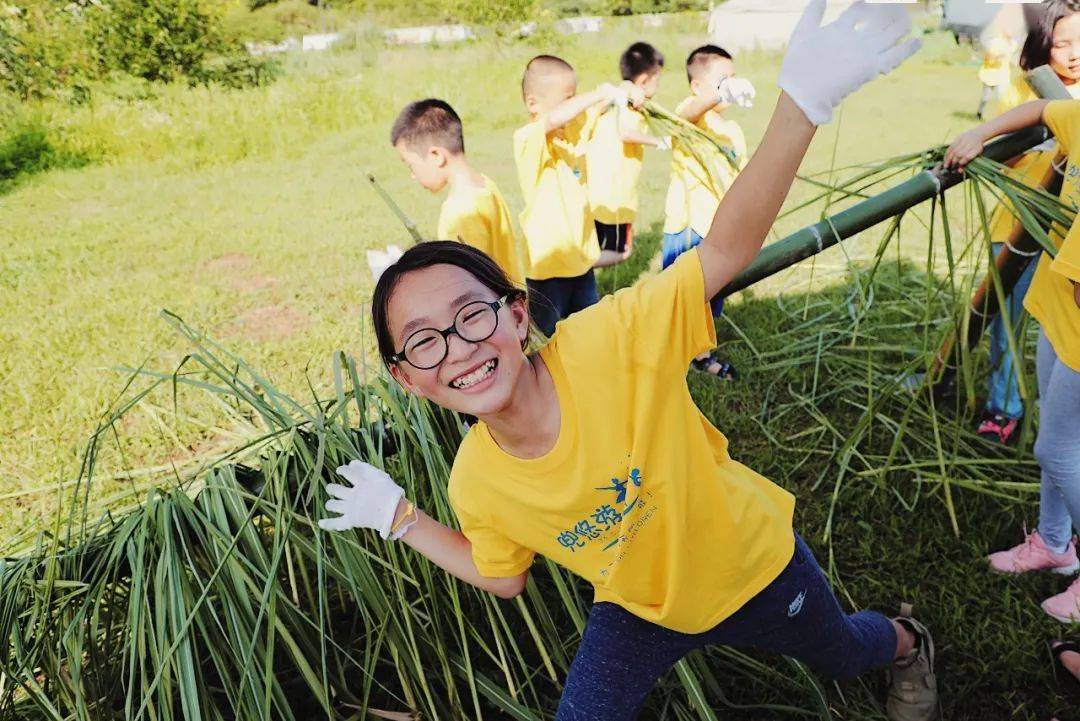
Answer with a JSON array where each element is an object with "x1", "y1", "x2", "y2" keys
[{"x1": 450, "y1": 359, "x2": 496, "y2": 389}]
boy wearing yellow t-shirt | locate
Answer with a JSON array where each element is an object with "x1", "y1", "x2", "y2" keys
[
  {"x1": 515, "y1": 54, "x2": 639, "y2": 336},
  {"x1": 389, "y1": 99, "x2": 527, "y2": 288},
  {"x1": 663, "y1": 44, "x2": 752, "y2": 378},
  {"x1": 946, "y1": 98, "x2": 1080, "y2": 622},
  {"x1": 587, "y1": 42, "x2": 669, "y2": 269}
]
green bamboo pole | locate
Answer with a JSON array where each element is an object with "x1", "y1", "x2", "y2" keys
[
  {"x1": 367, "y1": 172, "x2": 424, "y2": 244},
  {"x1": 719, "y1": 125, "x2": 1052, "y2": 298}
]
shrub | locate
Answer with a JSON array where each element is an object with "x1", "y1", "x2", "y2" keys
[
  {"x1": 0, "y1": 3, "x2": 95, "y2": 101},
  {"x1": 0, "y1": 116, "x2": 89, "y2": 185},
  {"x1": 196, "y1": 53, "x2": 282, "y2": 89},
  {"x1": 89, "y1": 0, "x2": 226, "y2": 83}
]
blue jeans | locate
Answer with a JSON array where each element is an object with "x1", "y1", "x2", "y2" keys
[
  {"x1": 1035, "y1": 330, "x2": 1080, "y2": 553},
  {"x1": 526, "y1": 270, "x2": 600, "y2": 337},
  {"x1": 555, "y1": 534, "x2": 896, "y2": 720},
  {"x1": 985, "y1": 244, "x2": 1039, "y2": 419},
  {"x1": 662, "y1": 228, "x2": 724, "y2": 317}
]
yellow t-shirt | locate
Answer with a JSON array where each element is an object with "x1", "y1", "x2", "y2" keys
[
  {"x1": 586, "y1": 106, "x2": 647, "y2": 225},
  {"x1": 663, "y1": 97, "x2": 748, "y2": 237},
  {"x1": 447, "y1": 249, "x2": 796, "y2": 634},
  {"x1": 437, "y1": 174, "x2": 528, "y2": 289},
  {"x1": 1024, "y1": 99, "x2": 1080, "y2": 371},
  {"x1": 984, "y1": 78, "x2": 1080, "y2": 243},
  {"x1": 513, "y1": 111, "x2": 601, "y2": 281},
  {"x1": 978, "y1": 37, "x2": 1015, "y2": 88}
]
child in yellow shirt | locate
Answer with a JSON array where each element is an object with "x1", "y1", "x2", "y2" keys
[
  {"x1": 514, "y1": 54, "x2": 638, "y2": 336},
  {"x1": 587, "y1": 42, "x2": 669, "y2": 268},
  {"x1": 322, "y1": 3, "x2": 931, "y2": 718},
  {"x1": 976, "y1": 35, "x2": 1016, "y2": 120},
  {"x1": 389, "y1": 98, "x2": 527, "y2": 288},
  {"x1": 663, "y1": 44, "x2": 752, "y2": 379},
  {"x1": 971, "y1": 4, "x2": 1080, "y2": 444},
  {"x1": 946, "y1": 94, "x2": 1080, "y2": 623}
]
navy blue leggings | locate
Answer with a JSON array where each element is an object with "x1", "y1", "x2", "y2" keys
[{"x1": 555, "y1": 534, "x2": 896, "y2": 720}]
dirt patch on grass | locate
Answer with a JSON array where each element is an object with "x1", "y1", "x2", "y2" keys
[
  {"x1": 204, "y1": 252, "x2": 253, "y2": 274},
  {"x1": 230, "y1": 303, "x2": 310, "y2": 341},
  {"x1": 233, "y1": 274, "x2": 278, "y2": 293}
]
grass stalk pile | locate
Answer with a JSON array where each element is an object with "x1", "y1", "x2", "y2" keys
[{"x1": 2, "y1": 141, "x2": 1076, "y2": 720}]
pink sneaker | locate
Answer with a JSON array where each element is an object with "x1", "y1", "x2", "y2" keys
[
  {"x1": 1042, "y1": 578, "x2": 1080, "y2": 623},
  {"x1": 987, "y1": 531, "x2": 1080, "y2": 575},
  {"x1": 976, "y1": 413, "x2": 1020, "y2": 445}
]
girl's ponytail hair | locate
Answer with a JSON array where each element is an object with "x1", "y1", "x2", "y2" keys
[{"x1": 1020, "y1": 0, "x2": 1080, "y2": 71}]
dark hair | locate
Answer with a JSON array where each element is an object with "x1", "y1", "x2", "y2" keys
[
  {"x1": 522, "y1": 54, "x2": 575, "y2": 98},
  {"x1": 371, "y1": 241, "x2": 530, "y2": 368},
  {"x1": 620, "y1": 41, "x2": 664, "y2": 81},
  {"x1": 389, "y1": 98, "x2": 465, "y2": 154},
  {"x1": 686, "y1": 44, "x2": 733, "y2": 83},
  {"x1": 1020, "y1": 0, "x2": 1080, "y2": 71}
]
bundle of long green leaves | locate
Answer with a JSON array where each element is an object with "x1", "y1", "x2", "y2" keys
[
  {"x1": 639, "y1": 100, "x2": 741, "y2": 198},
  {"x1": 2, "y1": 141, "x2": 1075, "y2": 720}
]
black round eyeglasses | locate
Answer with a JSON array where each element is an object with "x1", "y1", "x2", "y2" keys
[{"x1": 390, "y1": 295, "x2": 509, "y2": 370}]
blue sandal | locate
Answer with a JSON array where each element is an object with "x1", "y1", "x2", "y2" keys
[{"x1": 690, "y1": 354, "x2": 737, "y2": 381}]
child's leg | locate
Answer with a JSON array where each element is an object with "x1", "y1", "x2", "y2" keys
[
  {"x1": 985, "y1": 244, "x2": 1037, "y2": 420},
  {"x1": 555, "y1": 602, "x2": 693, "y2": 721},
  {"x1": 526, "y1": 277, "x2": 563, "y2": 337},
  {"x1": 594, "y1": 221, "x2": 629, "y2": 268},
  {"x1": 1035, "y1": 330, "x2": 1080, "y2": 552},
  {"x1": 704, "y1": 533, "x2": 899, "y2": 681},
  {"x1": 977, "y1": 83, "x2": 992, "y2": 119},
  {"x1": 622, "y1": 223, "x2": 634, "y2": 259},
  {"x1": 566, "y1": 269, "x2": 599, "y2": 316}
]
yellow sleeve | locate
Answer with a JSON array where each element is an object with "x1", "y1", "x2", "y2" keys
[
  {"x1": 987, "y1": 77, "x2": 1033, "y2": 121},
  {"x1": 513, "y1": 121, "x2": 548, "y2": 205},
  {"x1": 1052, "y1": 223, "x2": 1080, "y2": 284},
  {"x1": 1043, "y1": 100, "x2": 1080, "y2": 156},
  {"x1": 450, "y1": 489, "x2": 535, "y2": 578},
  {"x1": 554, "y1": 248, "x2": 717, "y2": 371}
]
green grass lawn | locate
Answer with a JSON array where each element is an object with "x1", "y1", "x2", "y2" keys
[
  {"x1": 5, "y1": 13, "x2": 1072, "y2": 718},
  {"x1": 1, "y1": 17, "x2": 984, "y2": 533}
]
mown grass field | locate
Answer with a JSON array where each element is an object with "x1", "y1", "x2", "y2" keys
[{"x1": 3, "y1": 10, "x2": 1074, "y2": 718}]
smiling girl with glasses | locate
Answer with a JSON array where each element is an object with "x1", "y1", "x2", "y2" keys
[{"x1": 320, "y1": 4, "x2": 936, "y2": 718}]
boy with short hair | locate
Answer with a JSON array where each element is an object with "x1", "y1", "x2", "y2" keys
[
  {"x1": 390, "y1": 98, "x2": 527, "y2": 288},
  {"x1": 515, "y1": 54, "x2": 637, "y2": 336},
  {"x1": 587, "y1": 41, "x2": 669, "y2": 268},
  {"x1": 663, "y1": 44, "x2": 754, "y2": 378}
]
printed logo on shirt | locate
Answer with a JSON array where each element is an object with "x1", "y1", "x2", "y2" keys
[
  {"x1": 552, "y1": 461, "x2": 660, "y2": 579},
  {"x1": 787, "y1": 590, "x2": 806, "y2": 618},
  {"x1": 1065, "y1": 162, "x2": 1080, "y2": 210},
  {"x1": 554, "y1": 467, "x2": 643, "y2": 555}
]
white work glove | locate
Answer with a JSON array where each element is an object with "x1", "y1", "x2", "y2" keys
[
  {"x1": 366, "y1": 244, "x2": 403, "y2": 284},
  {"x1": 715, "y1": 77, "x2": 756, "y2": 108},
  {"x1": 778, "y1": 0, "x2": 921, "y2": 126},
  {"x1": 318, "y1": 460, "x2": 410, "y2": 540}
]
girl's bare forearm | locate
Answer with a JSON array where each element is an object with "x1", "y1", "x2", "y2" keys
[
  {"x1": 399, "y1": 510, "x2": 528, "y2": 598},
  {"x1": 697, "y1": 92, "x2": 815, "y2": 299}
]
